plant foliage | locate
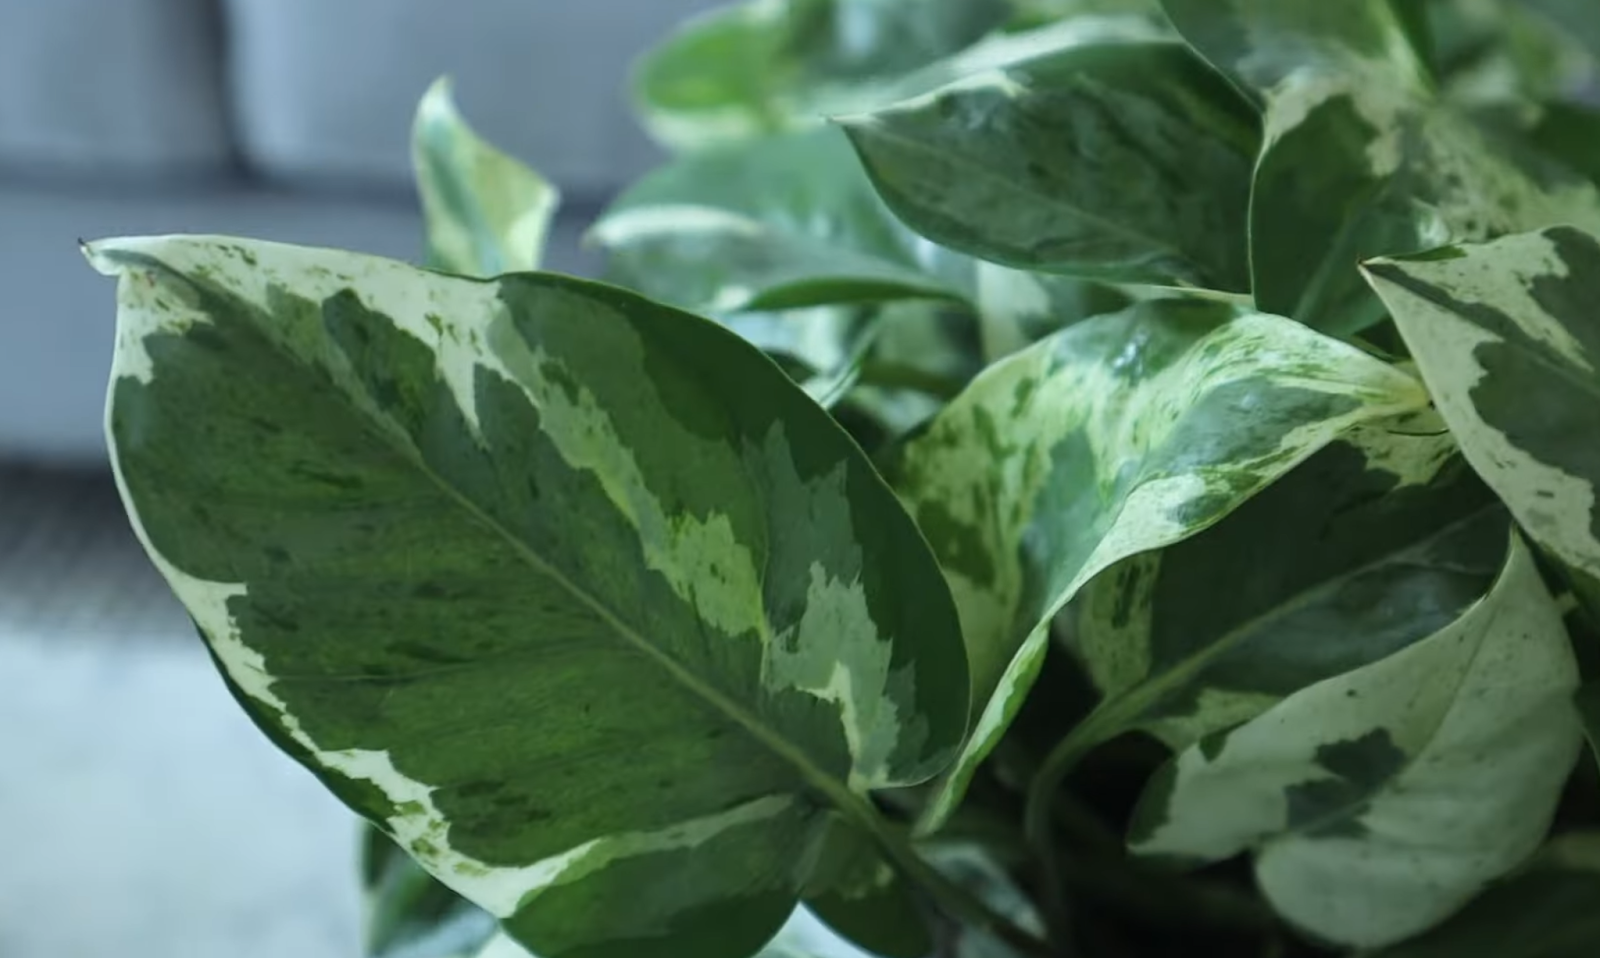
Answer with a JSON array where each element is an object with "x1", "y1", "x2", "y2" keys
[{"x1": 84, "y1": 1, "x2": 1600, "y2": 956}]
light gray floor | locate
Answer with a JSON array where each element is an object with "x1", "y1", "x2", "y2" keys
[
  {"x1": 0, "y1": 465, "x2": 363, "y2": 958},
  {"x1": 0, "y1": 467, "x2": 872, "y2": 958}
]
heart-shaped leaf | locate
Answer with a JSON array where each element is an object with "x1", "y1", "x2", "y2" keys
[
  {"x1": 839, "y1": 39, "x2": 1260, "y2": 289},
  {"x1": 1363, "y1": 225, "x2": 1600, "y2": 583},
  {"x1": 1130, "y1": 533, "x2": 1583, "y2": 947},
  {"x1": 87, "y1": 235, "x2": 969, "y2": 958},
  {"x1": 412, "y1": 78, "x2": 559, "y2": 278},
  {"x1": 884, "y1": 297, "x2": 1429, "y2": 831},
  {"x1": 1069, "y1": 412, "x2": 1508, "y2": 753}
]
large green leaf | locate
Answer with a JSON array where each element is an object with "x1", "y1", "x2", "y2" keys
[
  {"x1": 885, "y1": 297, "x2": 1429, "y2": 830},
  {"x1": 1371, "y1": 833, "x2": 1600, "y2": 958},
  {"x1": 1129, "y1": 533, "x2": 1584, "y2": 947},
  {"x1": 1068, "y1": 411, "x2": 1507, "y2": 753},
  {"x1": 1160, "y1": 0, "x2": 1600, "y2": 335},
  {"x1": 590, "y1": 127, "x2": 967, "y2": 314},
  {"x1": 632, "y1": 0, "x2": 1010, "y2": 152},
  {"x1": 412, "y1": 78, "x2": 558, "y2": 278},
  {"x1": 839, "y1": 39, "x2": 1260, "y2": 289},
  {"x1": 1362, "y1": 225, "x2": 1600, "y2": 583},
  {"x1": 87, "y1": 235, "x2": 970, "y2": 958}
]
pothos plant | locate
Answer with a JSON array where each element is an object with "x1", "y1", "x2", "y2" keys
[{"x1": 82, "y1": 0, "x2": 1600, "y2": 956}]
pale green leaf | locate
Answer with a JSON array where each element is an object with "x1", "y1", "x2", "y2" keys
[
  {"x1": 87, "y1": 235, "x2": 970, "y2": 958},
  {"x1": 886, "y1": 297, "x2": 1429, "y2": 831},
  {"x1": 1129, "y1": 533, "x2": 1584, "y2": 948},
  {"x1": 839, "y1": 39, "x2": 1260, "y2": 289},
  {"x1": 1362, "y1": 225, "x2": 1600, "y2": 583},
  {"x1": 1069, "y1": 410, "x2": 1508, "y2": 753},
  {"x1": 1161, "y1": 0, "x2": 1600, "y2": 335},
  {"x1": 1370, "y1": 833, "x2": 1600, "y2": 958},
  {"x1": 631, "y1": 0, "x2": 1010, "y2": 152},
  {"x1": 362, "y1": 824, "x2": 501, "y2": 958},
  {"x1": 590, "y1": 127, "x2": 968, "y2": 315},
  {"x1": 412, "y1": 78, "x2": 559, "y2": 278}
]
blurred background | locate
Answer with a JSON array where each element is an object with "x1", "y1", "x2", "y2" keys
[{"x1": 0, "y1": 2, "x2": 716, "y2": 955}]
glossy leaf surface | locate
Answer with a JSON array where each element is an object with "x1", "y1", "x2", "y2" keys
[
  {"x1": 887, "y1": 297, "x2": 1429, "y2": 829},
  {"x1": 1131, "y1": 534, "x2": 1583, "y2": 947},
  {"x1": 89, "y1": 235, "x2": 970, "y2": 958}
]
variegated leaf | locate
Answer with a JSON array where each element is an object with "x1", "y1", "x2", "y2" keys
[
  {"x1": 1362, "y1": 225, "x2": 1600, "y2": 583},
  {"x1": 839, "y1": 39, "x2": 1260, "y2": 289},
  {"x1": 631, "y1": 0, "x2": 1009, "y2": 152},
  {"x1": 1578, "y1": 684, "x2": 1600, "y2": 766},
  {"x1": 591, "y1": 127, "x2": 968, "y2": 315},
  {"x1": 800, "y1": 813, "x2": 931, "y2": 958},
  {"x1": 1129, "y1": 533, "x2": 1584, "y2": 948},
  {"x1": 1160, "y1": 0, "x2": 1600, "y2": 335},
  {"x1": 88, "y1": 235, "x2": 970, "y2": 958},
  {"x1": 1070, "y1": 411, "x2": 1507, "y2": 753},
  {"x1": 886, "y1": 297, "x2": 1430, "y2": 830},
  {"x1": 412, "y1": 78, "x2": 559, "y2": 278},
  {"x1": 1370, "y1": 832, "x2": 1600, "y2": 958}
]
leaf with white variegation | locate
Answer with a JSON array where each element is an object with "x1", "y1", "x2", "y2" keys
[
  {"x1": 632, "y1": 0, "x2": 1009, "y2": 152},
  {"x1": 1370, "y1": 832, "x2": 1600, "y2": 958},
  {"x1": 839, "y1": 39, "x2": 1260, "y2": 289},
  {"x1": 1362, "y1": 225, "x2": 1600, "y2": 583},
  {"x1": 591, "y1": 127, "x2": 967, "y2": 315},
  {"x1": 412, "y1": 78, "x2": 559, "y2": 278},
  {"x1": 87, "y1": 235, "x2": 970, "y2": 958},
  {"x1": 1069, "y1": 410, "x2": 1508, "y2": 754},
  {"x1": 885, "y1": 297, "x2": 1430, "y2": 831},
  {"x1": 1129, "y1": 533, "x2": 1583, "y2": 948},
  {"x1": 1160, "y1": 0, "x2": 1600, "y2": 335}
]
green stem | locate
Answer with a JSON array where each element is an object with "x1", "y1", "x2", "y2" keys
[
  {"x1": 842, "y1": 795, "x2": 1052, "y2": 957},
  {"x1": 1024, "y1": 709, "x2": 1124, "y2": 945}
]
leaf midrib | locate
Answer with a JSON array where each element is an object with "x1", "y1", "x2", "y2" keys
[{"x1": 851, "y1": 108, "x2": 1199, "y2": 277}]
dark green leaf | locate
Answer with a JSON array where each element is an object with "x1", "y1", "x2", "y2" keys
[
  {"x1": 87, "y1": 235, "x2": 970, "y2": 958},
  {"x1": 840, "y1": 40, "x2": 1260, "y2": 289}
]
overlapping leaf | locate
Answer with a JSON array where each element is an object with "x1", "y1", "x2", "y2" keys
[
  {"x1": 412, "y1": 78, "x2": 559, "y2": 278},
  {"x1": 1159, "y1": 0, "x2": 1600, "y2": 335},
  {"x1": 88, "y1": 235, "x2": 970, "y2": 958},
  {"x1": 1362, "y1": 225, "x2": 1600, "y2": 583},
  {"x1": 885, "y1": 297, "x2": 1430, "y2": 830},
  {"x1": 839, "y1": 39, "x2": 1260, "y2": 289},
  {"x1": 590, "y1": 127, "x2": 967, "y2": 315},
  {"x1": 1068, "y1": 411, "x2": 1507, "y2": 753},
  {"x1": 1370, "y1": 833, "x2": 1600, "y2": 958},
  {"x1": 1129, "y1": 534, "x2": 1584, "y2": 948},
  {"x1": 631, "y1": 0, "x2": 1009, "y2": 152}
]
